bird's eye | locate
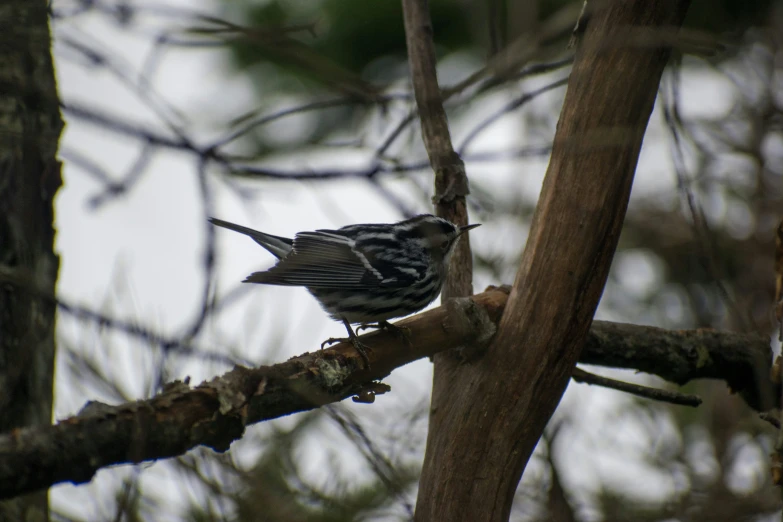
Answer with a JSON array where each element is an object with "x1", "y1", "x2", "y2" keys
[{"x1": 439, "y1": 239, "x2": 450, "y2": 250}]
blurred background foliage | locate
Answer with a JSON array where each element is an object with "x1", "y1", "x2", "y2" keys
[
  {"x1": 51, "y1": 0, "x2": 783, "y2": 519},
  {"x1": 215, "y1": 0, "x2": 776, "y2": 153}
]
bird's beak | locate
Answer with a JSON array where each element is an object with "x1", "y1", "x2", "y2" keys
[{"x1": 459, "y1": 223, "x2": 481, "y2": 235}]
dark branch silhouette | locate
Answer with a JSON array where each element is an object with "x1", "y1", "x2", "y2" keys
[{"x1": 0, "y1": 287, "x2": 774, "y2": 500}]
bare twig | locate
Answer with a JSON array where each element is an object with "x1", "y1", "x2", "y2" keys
[
  {"x1": 458, "y1": 77, "x2": 569, "y2": 154},
  {"x1": 401, "y1": 0, "x2": 473, "y2": 262},
  {"x1": 400, "y1": 3, "x2": 479, "y2": 520},
  {"x1": 0, "y1": 265, "x2": 250, "y2": 368},
  {"x1": 571, "y1": 367, "x2": 702, "y2": 407}
]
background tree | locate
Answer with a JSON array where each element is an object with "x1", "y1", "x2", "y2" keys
[{"x1": 0, "y1": 0, "x2": 63, "y2": 520}]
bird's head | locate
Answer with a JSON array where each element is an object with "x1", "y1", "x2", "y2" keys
[{"x1": 401, "y1": 214, "x2": 481, "y2": 263}]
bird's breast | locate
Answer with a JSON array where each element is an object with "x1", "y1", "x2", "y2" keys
[{"x1": 307, "y1": 273, "x2": 444, "y2": 324}]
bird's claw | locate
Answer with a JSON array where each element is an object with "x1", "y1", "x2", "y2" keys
[
  {"x1": 350, "y1": 338, "x2": 371, "y2": 369},
  {"x1": 319, "y1": 336, "x2": 372, "y2": 369},
  {"x1": 356, "y1": 324, "x2": 372, "y2": 334},
  {"x1": 320, "y1": 337, "x2": 347, "y2": 349},
  {"x1": 358, "y1": 321, "x2": 412, "y2": 347},
  {"x1": 390, "y1": 325, "x2": 412, "y2": 346}
]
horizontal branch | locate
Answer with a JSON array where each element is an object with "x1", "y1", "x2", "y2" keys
[
  {"x1": 0, "y1": 286, "x2": 774, "y2": 499},
  {"x1": 580, "y1": 320, "x2": 775, "y2": 411},
  {"x1": 572, "y1": 367, "x2": 702, "y2": 407}
]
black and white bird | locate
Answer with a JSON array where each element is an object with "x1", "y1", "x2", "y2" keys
[{"x1": 209, "y1": 214, "x2": 480, "y2": 367}]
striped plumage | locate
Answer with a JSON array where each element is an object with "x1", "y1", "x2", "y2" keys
[{"x1": 209, "y1": 214, "x2": 480, "y2": 366}]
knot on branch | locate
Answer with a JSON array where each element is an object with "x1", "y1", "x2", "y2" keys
[
  {"x1": 432, "y1": 152, "x2": 469, "y2": 205},
  {"x1": 444, "y1": 296, "x2": 497, "y2": 361}
]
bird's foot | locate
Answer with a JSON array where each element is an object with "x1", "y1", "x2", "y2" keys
[
  {"x1": 320, "y1": 337, "x2": 348, "y2": 349},
  {"x1": 320, "y1": 335, "x2": 372, "y2": 369},
  {"x1": 349, "y1": 337, "x2": 371, "y2": 369},
  {"x1": 358, "y1": 320, "x2": 412, "y2": 347}
]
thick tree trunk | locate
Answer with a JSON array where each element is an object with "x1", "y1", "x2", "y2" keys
[
  {"x1": 415, "y1": 1, "x2": 691, "y2": 520},
  {"x1": 0, "y1": 0, "x2": 63, "y2": 518}
]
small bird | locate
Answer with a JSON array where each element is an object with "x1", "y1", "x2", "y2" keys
[{"x1": 209, "y1": 214, "x2": 480, "y2": 367}]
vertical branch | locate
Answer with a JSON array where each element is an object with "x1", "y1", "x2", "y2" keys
[
  {"x1": 399, "y1": 3, "x2": 481, "y2": 518},
  {"x1": 0, "y1": 0, "x2": 64, "y2": 519},
  {"x1": 400, "y1": 0, "x2": 473, "y2": 300},
  {"x1": 410, "y1": 0, "x2": 691, "y2": 521}
]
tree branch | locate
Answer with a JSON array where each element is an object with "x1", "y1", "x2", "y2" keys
[
  {"x1": 580, "y1": 321, "x2": 775, "y2": 411},
  {"x1": 571, "y1": 367, "x2": 702, "y2": 407},
  {"x1": 0, "y1": 0, "x2": 64, "y2": 518},
  {"x1": 400, "y1": 0, "x2": 473, "y2": 288},
  {"x1": 0, "y1": 287, "x2": 774, "y2": 500},
  {"x1": 412, "y1": 0, "x2": 692, "y2": 519},
  {"x1": 400, "y1": 2, "x2": 483, "y2": 518}
]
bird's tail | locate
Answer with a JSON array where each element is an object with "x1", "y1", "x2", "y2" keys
[{"x1": 209, "y1": 218, "x2": 293, "y2": 259}]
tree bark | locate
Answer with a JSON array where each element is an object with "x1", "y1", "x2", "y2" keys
[
  {"x1": 0, "y1": 285, "x2": 772, "y2": 499},
  {"x1": 415, "y1": 1, "x2": 691, "y2": 520},
  {"x1": 0, "y1": 0, "x2": 63, "y2": 518}
]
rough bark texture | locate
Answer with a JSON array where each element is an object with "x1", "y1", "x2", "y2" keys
[
  {"x1": 414, "y1": 1, "x2": 691, "y2": 520},
  {"x1": 0, "y1": 286, "x2": 772, "y2": 500},
  {"x1": 0, "y1": 0, "x2": 63, "y2": 518},
  {"x1": 582, "y1": 322, "x2": 774, "y2": 411},
  {"x1": 400, "y1": 0, "x2": 473, "y2": 291}
]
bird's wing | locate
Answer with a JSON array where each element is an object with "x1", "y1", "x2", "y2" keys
[{"x1": 245, "y1": 230, "x2": 413, "y2": 289}]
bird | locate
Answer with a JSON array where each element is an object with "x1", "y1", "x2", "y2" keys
[{"x1": 209, "y1": 214, "x2": 480, "y2": 368}]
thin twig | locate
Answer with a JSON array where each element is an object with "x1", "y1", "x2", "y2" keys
[
  {"x1": 401, "y1": 0, "x2": 472, "y2": 298},
  {"x1": 572, "y1": 367, "x2": 702, "y2": 407},
  {"x1": 458, "y1": 77, "x2": 569, "y2": 154}
]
